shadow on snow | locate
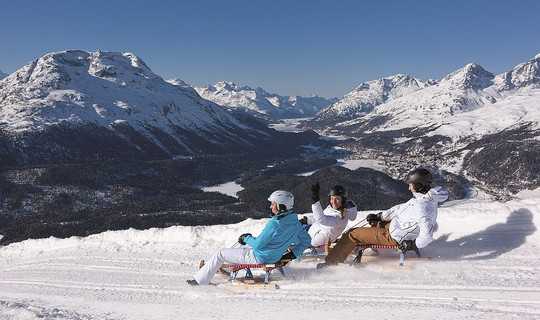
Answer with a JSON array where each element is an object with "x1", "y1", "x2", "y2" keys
[{"x1": 427, "y1": 208, "x2": 536, "y2": 260}]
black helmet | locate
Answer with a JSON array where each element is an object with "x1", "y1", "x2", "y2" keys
[
  {"x1": 406, "y1": 168, "x2": 433, "y2": 193},
  {"x1": 329, "y1": 185, "x2": 347, "y2": 197},
  {"x1": 329, "y1": 185, "x2": 348, "y2": 207}
]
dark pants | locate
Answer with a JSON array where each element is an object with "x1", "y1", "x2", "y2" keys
[{"x1": 325, "y1": 222, "x2": 398, "y2": 264}]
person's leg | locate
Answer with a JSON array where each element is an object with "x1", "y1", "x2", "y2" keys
[
  {"x1": 354, "y1": 221, "x2": 397, "y2": 245},
  {"x1": 325, "y1": 224, "x2": 397, "y2": 265},
  {"x1": 310, "y1": 227, "x2": 328, "y2": 247},
  {"x1": 324, "y1": 228, "x2": 363, "y2": 264},
  {"x1": 193, "y1": 247, "x2": 260, "y2": 285}
]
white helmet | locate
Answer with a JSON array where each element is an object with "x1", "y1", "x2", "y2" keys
[{"x1": 268, "y1": 190, "x2": 294, "y2": 211}]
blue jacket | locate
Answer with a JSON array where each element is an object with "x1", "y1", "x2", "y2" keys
[{"x1": 244, "y1": 210, "x2": 312, "y2": 263}]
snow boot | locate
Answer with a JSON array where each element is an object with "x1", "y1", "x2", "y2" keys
[
  {"x1": 316, "y1": 262, "x2": 330, "y2": 270},
  {"x1": 186, "y1": 279, "x2": 199, "y2": 286}
]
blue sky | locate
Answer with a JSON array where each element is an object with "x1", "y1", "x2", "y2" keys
[{"x1": 1, "y1": 0, "x2": 539, "y2": 98}]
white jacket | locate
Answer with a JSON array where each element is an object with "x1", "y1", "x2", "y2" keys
[
  {"x1": 308, "y1": 200, "x2": 358, "y2": 246},
  {"x1": 381, "y1": 185, "x2": 449, "y2": 248}
]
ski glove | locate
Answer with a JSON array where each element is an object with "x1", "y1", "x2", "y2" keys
[
  {"x1": 345, "y1": 200, "x2": 357, "y2": 209},
  {"x1": 238, "y1": 233, "x2": 252, "y2": 245},
  {"x1": 366, "y1": 212, "x2": 382, "y2": 225},
  {"x1": 311, "y1": 182, "x2": 320, "y2": 204},
  {"x1": 399, "y1": 240, "x2": 418, "y2": 252}
]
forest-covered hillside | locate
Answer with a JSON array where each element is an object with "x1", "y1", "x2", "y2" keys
[{"x1": 0, "y1": 154, "x2": 461, "y2": 245}]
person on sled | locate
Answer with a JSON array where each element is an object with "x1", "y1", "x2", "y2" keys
[
  {"x1": 317, "y1": 168, "x2": 448, "y2": 269},
  {"x1": 300, "y1": 183, "x2": 358, "y2": 247},
  {"x1": 187, "y1": 190, "x2": 311, "y2": 285}
]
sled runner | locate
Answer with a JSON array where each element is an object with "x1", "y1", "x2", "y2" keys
[
  {"x1": 300, "y1": 238, "x2": 337, "y2": 259},
  {"x1": 352, "y1": 244, "x2": 431, "y2": 268},
  {"x1": 312, "y1": 238, "x2": 430, "y2": 268},
  {"x1": 218, "y1": 260, "x2": 292, "y2": 289},
  {"x1": 197, "y1": 260, "x2": 282, "y2": 289}
]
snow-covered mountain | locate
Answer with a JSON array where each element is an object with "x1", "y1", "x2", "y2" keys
[
  {"x1": 308, "y1": 55, "x2": 539, "y2": 136},
  {"x1": 0, "y1": 50, "x2": 321, "y2": 166},
  {"x1": 310, "y1": 74, "x2": 436, "y2": 125},
  {"x1": 192, "y1": 81, "x2": 337, "y2": 121},
  {"x1": 494, "y1": 52, "x2": 540, "y2": 90},
  {"x1": 0, "y1": 70, "x2": 8, "y2": 80},
  {"x1": 303, "y1": 54, "x2": 540, "y2": 196}
]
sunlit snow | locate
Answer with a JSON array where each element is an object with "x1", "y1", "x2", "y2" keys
[{"x1": 1, "y1": 196, "x2": 539, "y2": 319}]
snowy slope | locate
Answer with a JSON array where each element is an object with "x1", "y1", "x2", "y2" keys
[
  {"x1": 1, "y1": 195, "x2": 539, "y2": 320},
  {"x1": 431, "y1": 88, "x2": 540, "y2": 138},
  {"x1": 192, "y1": 81, "x2": 335, "y2": 121}
]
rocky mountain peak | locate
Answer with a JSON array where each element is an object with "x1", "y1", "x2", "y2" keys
[
  {"x1": 509, "y1": 54, "x2": 540, "y2": 89},
  {"x1": 441, "y1": 63, "x2": 494, "y2": 91},
  {"x1": 1, "y1": 50, "x2": 166, "y2": 100},
  {"x1": 166, "y1": 78, "x2": 191, "y2": 88},
  {"x1": 214, "y1": 81, "x2": 241, "y2": 92},
  {"x1": 350, "y1": 74, "x2": 422, "y2": 95}
]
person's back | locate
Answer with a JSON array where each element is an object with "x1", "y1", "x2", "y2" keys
[
  {"x1": 246, "y1": 209, "x2": 310, "y2": 263},
  {"x1": 388, "y1": 185, "x2": 448, "y2": 248}
]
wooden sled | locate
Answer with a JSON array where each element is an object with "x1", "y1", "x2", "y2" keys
[
  {"x1": 353, "y1": 244, "x2": 430, "y2": 267},
  {"x1": 218, "y1": 261, "x2": 291, "y2": 289},
  {"x1": 313, "y1": 239, "x2": 430, "y2": 268},
  {"x1": 198, "y1": 260, "x2": 282, "y2": 289}
]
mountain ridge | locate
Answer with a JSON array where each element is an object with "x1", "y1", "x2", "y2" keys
[
  {"x1": 0, "y1": 50, "x2": 327, "y2": 166},
  {"x1": 309, "y1": 74, "x2": 433, "y2": 125},
  {"x1": 192, "y1": 80, "x2": 337, "y2": 122},
  {"x1": 306, "y1": 54, "x2": 539, "y2": 133}
]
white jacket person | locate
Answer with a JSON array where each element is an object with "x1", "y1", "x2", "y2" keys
[
  {"x1": 306, "y1": 184, "x2": 358, "y2": 246},
  {"x1": 381, "y1": 185, "x2": 448, "y2": 248}
]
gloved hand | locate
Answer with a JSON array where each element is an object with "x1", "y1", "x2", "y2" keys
[
  {"x1": 238, "y1": 233, "x2": 252, "y2": 245},
  {"x1": 280, "y1": 250, "x2": 297, "y2": 265},
  {"x1": 311, "y1": 182, "x2": 320, "y2": 204},
  {"x1": 366, "y1": 212, "x2": 382, "y2": 225},
  {"x1": 299, "y1": 216, "x2": 308, "y2": 225},
  {"x1": 399, "y1": 240, "x2": 418, "y2": 252}
]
